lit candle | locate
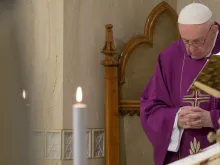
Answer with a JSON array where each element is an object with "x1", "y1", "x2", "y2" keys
[
  {"x1": 22, "y1": 89, "x2": 30, "y2": 107},
  {"x1": 73, "y1": 87, "x2": 87, "y2": 165},
  {"x1": 22, "y1": 90, "x2": 26, "y2": 99}
]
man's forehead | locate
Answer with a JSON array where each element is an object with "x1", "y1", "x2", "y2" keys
[
  {"x1": 179, "y1": 23, "x2": 209, "y2": 30},
  {"x1": 179, "y1": 24, "x2": 209, "y2": 40}
]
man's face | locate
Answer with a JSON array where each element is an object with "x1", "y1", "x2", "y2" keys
[{"x1": 178, "y1": 23, "x2": 215, "y2": 59}]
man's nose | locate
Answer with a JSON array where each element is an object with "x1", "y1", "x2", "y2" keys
[{"x1": 189, "y1": 44, "x2": 197, "y2": 52}]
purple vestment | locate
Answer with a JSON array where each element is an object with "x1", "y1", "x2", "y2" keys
[{"x1": 140, "y1": 23, "x2": 220, "y2": 165}]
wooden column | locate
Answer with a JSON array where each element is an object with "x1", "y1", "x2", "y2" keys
[{"x1": 101, "y1": 24, "x2": 119, "y2": 165}]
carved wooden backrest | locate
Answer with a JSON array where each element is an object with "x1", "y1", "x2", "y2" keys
[{"x1": 101, "y1": 1, "x2": 179, "y2": 165}]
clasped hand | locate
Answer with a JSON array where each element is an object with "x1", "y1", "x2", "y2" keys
[{"x1": 178, "y1": 106, "x2": 213, "y2": 129}]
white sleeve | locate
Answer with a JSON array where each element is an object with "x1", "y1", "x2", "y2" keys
[{"x1": 167, "y1": 108, "x2": 184, "y2": 152}]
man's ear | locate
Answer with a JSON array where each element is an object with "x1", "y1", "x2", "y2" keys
[
  {"x1": 207, "y1": 24, "x2": 218, "y2": 38},
  {"x1": 211, "y1": 25, "x2": 218, "y2": 31}
]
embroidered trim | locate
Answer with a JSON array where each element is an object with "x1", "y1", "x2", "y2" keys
[
  {"x1": 179, "y1": 53, "x2": 186, "y2": 104},
  {"x1": 189, "y1": 137, "x2": 201, "y2": 155},
  {"x1": 183, "y1": 90, "x2": 210, "y2": 107}
]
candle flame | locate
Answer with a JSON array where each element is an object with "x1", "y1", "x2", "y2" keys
[
  {"x1": 76, "y1": 86, "x2": 83, "y2": 102},
  {"x1": 22, "y1": 90, "x2": 26, "y2": 99}
]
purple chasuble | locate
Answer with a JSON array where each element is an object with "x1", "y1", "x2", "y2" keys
[{"x1": 140, "y1": 23, "x2": 220, "y2": 165}]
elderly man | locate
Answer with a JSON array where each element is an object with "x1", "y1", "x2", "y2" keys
[{"x1": 140, "y1": 3, "x2": 220, "y2": 165}]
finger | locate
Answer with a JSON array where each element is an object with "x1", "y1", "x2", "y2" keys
[
  {"x1": 180, "y1": 115, "x2": 201, "y2": 124},
  {"x1": 180, "y1": 117, "x2": 197, "y2": 125},
  {"x1": 179, "y1": 111, "x2": 190, "y2": 117},
  {"x1": 184, "y1": 113, "x2": 201, "y2": 119},
  {"x1": 183, "y1": 121, "x2": 202, "y2": 129},
  {"x1": 182, "y1": 106, "x2": 201, "y2": 113},
  {"x1": 190, "y1": 106, "x2": 202, "y2": 112},
  {"x1": 181, "y1": 106, "x2": 193, "y2": 109},
  {"x1": 179, "y1": 110, "x2": 201, "y2": 118},
  {"x1": 179, "y1": 108, "x2": 194, "y2": 116},
  {"x1": 187, "y1": 120, "x2": 202, "y2": 127}
]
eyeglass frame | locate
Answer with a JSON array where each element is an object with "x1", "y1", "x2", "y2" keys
[{"x1": 182, "y1": 25, "x2": 213, "y2": 48}]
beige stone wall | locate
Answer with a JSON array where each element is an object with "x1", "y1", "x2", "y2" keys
[
  {"x1": 14, "y1": 0, "x2": 63, "y2": 130},
  {"x1": 13, "y1": 0, "x2": 63, "y2": 164},
  {"x1": 121, "y1": 12, "x2": 178, "y2": 100},
  {"x1": 0, "y1": 1, "x2": 29, "y2": 165}
]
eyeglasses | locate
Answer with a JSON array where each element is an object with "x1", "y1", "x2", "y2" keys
[
  {"x1": 182, "y1": 26, "x2": 212, "y2": 48},
  {"x1": 183, "y1": 39, "x2": 206, "y2": 47}
]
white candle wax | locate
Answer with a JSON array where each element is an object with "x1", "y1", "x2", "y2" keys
[{"x1": 73, "y1": 87, "x2": 87, "y2": 165}]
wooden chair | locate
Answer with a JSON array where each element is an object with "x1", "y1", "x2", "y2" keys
[{"x1": 101, "y1": 1, "x2": 179, "y2": 165}]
